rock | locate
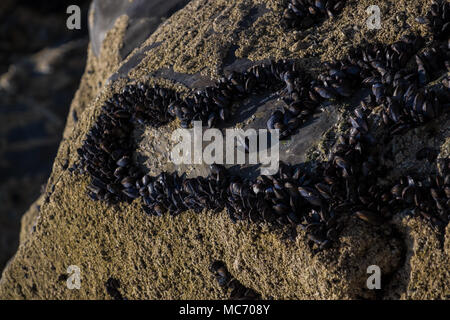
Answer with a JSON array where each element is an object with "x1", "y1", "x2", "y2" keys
[
  {"x1": 0, "y1": 0, "x2": 90, "y2": 272},
  {"x1": 89, "y1": 0, "x2": 191, "y2": 59},
  {"x1": 289, "y1": 40, "x2": 303, "y2": 52},
  {"x1": 0, "y1": 0, "x2": 448, "y2": 299},
  {"x1": 0, "y1": 1, "x2": 89, "y2": 74}
]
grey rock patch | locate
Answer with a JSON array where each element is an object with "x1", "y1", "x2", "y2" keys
[{"x1": 90, "y1": 0, "x2": 191, "y2": 59}]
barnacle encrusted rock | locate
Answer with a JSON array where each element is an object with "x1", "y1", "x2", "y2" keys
[{"x1": 0, "y1": 0, "x2": 448, "y2": 299}]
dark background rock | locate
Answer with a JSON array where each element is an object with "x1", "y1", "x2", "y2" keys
[
  {"x1": 0, "y1": 0, "x2": 91, "y2": 272},
  {"x1": 0, "y1": 0, "x2": 89, "y2": 74}
]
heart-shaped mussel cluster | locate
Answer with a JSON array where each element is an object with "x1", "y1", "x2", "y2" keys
[{"x1": 76, "y1": 0, "x2": 449, "y2": 251}]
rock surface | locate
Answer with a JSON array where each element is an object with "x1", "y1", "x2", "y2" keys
[{"x1": 0, "y1": 0, "x2": 448, "y2": 299}]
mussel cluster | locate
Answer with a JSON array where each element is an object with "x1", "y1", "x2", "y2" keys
[
  {"x1": 390, "y1": 169, "x2": 450, "y2": 230},
  {"x1": 210, "y1": 261, "x2": 261, "y2": 300},
  {"x1": 281, "y1": 0, "x2": 347, "y2": 30},
  {"x1": 168, "y1": 65, "x2": 285, "y2": 129},
  {"x1": 426, "y1": 0, "x2": 450, "y2": 40},
  {"x1": 318, "y1": 34, "x2": 450, "y2": 133},
  {"x1": 140, "y1": 166, "x2": 227, "y2": 217},
  {"x1": 77, "y1": 59, "x2": 319, "y2": 205},
  {"x1": 105, "y1": 277, "x2": 125, "y2": 300},
  {"x1": 77, "y1": 1, "x2": 449, "y2": 250},
  {"x1": 266, "y1": 62, "x2": 320, "y2": 139}
]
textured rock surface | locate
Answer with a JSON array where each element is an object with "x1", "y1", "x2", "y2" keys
[{"x1": 0, "y1": 0, "x2": 448, "y2": 299}]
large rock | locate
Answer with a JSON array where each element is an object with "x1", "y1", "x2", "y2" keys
[{"x1": 0, "y1": 0, "x2": 448, "y2": 299}]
